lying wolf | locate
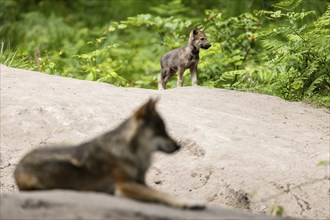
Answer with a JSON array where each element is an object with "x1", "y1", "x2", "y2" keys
[
  {"x1": 158, "y1": 27, "x2": 211, "y2": 90},
  {"x1": 14, "y1": 98, "x2": 204, "y2": 209}
]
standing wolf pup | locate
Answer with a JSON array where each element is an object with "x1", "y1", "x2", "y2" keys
[
  {"x1": 159, "y1": 27, "x2": 211, "y2": 90},
  {"x1": 14, "y1": 99, "x2": 204, "y2": 209}
]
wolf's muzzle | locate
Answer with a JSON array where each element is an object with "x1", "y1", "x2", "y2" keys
[{"x1": 201, "y1": 43, "x2": 211, "y2": 49}]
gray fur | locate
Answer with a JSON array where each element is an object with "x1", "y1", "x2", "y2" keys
[{"x1": 159, "y1": 28, "x2": 211, "y2": 90}]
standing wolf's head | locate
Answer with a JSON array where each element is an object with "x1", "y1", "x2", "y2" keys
[
  {"x1": 189, "y1": 27, "x2": 211, "y2": 50},
  {"x1": 132, "y1": 98, "x2": 180, "y2": 154}
]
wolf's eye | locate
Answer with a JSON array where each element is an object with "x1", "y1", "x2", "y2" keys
[{"x1": 200, "y1": 38, "x2": 205, "y2": 41}]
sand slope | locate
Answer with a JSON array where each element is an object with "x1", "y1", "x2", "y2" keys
[{"x1": 0, "y1": 65, "x2": 329, "y2": 219}]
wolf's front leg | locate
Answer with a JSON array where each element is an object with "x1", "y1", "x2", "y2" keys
[
  {"x1": 190, "y1": 65, "x2": 198, "y2": 86},
  {"x1": 115, "y1": 181, "x2": 205, "y2": 209},
  {"x1": 177, "y1": 68, "x2": 185, "y2": 87}
]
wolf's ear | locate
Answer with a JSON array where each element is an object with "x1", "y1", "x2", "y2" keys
[
  {"x1": 200, "y1": 27, "x2": 205, "y2": 32},
  {"x1": 192, "y1": 28, "x2": 199, "y2": 35},
  {"x1": 134, "y1": 98, "x2": 158, "y2": 120}
]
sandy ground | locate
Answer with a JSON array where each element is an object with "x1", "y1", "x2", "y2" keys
[{"x1": 0, "y1": 64, "x2": 329, "y2": 219}]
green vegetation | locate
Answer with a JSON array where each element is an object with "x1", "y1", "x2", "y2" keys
[
  {"x1": 1, "y1": 0, "x2": 329, "y2": 107},
  {"x1": 270, "y1": 204, "x2": 284, "y2": 217},
  {"x1": 0, "y1": 41, "x2": 32, "y2": 69},
  {"x1": 317, "y1": 160, "x2": 330, "y2": 167}
]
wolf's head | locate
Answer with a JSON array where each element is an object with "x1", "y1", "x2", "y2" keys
[
  {"x1": 132, "y1": 98, "x2": 180, "y2": 154},
  {"x1": 189, "y1": 27, "x2": 211, "y2": 50}
]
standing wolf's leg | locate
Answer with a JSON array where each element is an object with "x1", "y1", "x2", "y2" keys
[
  {"x1": 159, "y1": 69, "x2": 171, "y2": 90},
  {"x1": 190, "y1": 65, "x2": 198, "y2": 86},
  {"x1": 158, "y1": 70, "x2": 165, "y2": 90},
  {"x1": 177, "y1": 68, "x2": 185, "y2": 87},
  {"x1": 115, "y1": 181, "x2": 205, "y2": 209},
  {"x1": 158, "y1": 74, "x2": 165, "y2": 90}
]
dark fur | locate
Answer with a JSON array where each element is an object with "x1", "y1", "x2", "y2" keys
[
  {"x1": 14, "y1": 99, "x2": 204, "y2": 209},
  {"x1": 159, "y1": 28, "x2": 211, "y2": 90}
]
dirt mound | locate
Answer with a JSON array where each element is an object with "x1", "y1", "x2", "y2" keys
[{"x1": 1, "y1": 65, "x2": 329, "y2": 219}]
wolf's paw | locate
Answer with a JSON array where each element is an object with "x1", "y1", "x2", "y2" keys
[{"x1": 180, "y1": 199, "x2": 206, "y2": 210}]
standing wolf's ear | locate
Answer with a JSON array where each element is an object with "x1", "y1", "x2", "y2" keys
[
  {"x1": 200, "y1": 27, "x2": 205, "y2": 32},
  {"x1": 190, "y1": 28, "x2": 199, "y2": 39},
  {"x1": 134, "y1": 98, "x2": 159, "y2": 120},
  {"x1": 192, "y1": 28, "x2": 199, "y2": 35}
]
